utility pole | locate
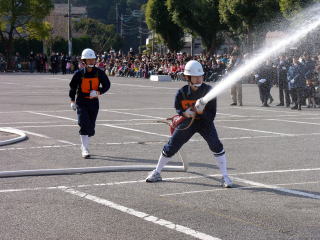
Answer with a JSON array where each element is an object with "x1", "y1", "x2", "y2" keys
[
  {"x1": 138, "y1": 18, "x2": 142, "y2": 54},
  {"x1": 190, "y1": 35, "x2": 194, "y2": 56},
  {"x1": 115, "y1": 2, "x2": 119, "y2": 34},
  {"x1": 68, "y1": 0, "x2": 72, "y2": 57},
  {"x1": 151, "y1": 31, "x2": 154, "y2": 55},
  {"x1": 120, "y1": 14, "x2": 123, "y2": 38}
]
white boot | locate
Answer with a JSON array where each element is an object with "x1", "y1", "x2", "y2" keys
[
  {"x1": 215, "y1": 153, "x2": 233, "y2": 188},
  {"x1": 80, "y1": 135, "x2": 90, "y2": 158}
]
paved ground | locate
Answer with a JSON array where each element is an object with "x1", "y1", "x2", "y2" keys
[{"x1": 0, "y1": 73, "x2": 320, "y2": 240}]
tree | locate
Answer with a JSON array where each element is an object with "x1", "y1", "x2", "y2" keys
[
  {"x1": 279, "y1": 0, "x2": 320, "y2": 18},
  {"x1": 73, "y1": 18, "x2": 123, "y2": 52},
  {"x1": 167, "y1": 0, "x2": 222, "y2": 53},
  {"x1": 145, "y1": 0, "x2": 184, "y2": 52},
  {"x1": 0, "y1": 0, "x2": 53, "y2": 66},
  {"x1": 219, "y1": 0, "x2": 282, "y2": 52}
]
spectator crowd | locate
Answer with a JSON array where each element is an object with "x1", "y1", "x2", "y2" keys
[{"x1": 1, "y1": 48, "x2": 320, "y2": 109}]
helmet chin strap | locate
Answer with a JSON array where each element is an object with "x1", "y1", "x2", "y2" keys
[
  {"x1": 83, "y1": 59, "x2": 95, "y2": 68},
  {"x1": 187, "y1": 76, "x2": 202, "y2": 88},
  {"x1": 192, "y1": 83, "x2": 202, "y2": 87}
]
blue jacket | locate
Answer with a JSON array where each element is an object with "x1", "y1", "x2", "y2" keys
[{"x1": 287, "y1": 63, "x2": 306, "y2": 89}]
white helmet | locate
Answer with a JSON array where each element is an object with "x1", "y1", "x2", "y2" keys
[
  {"x1": 184, "y1": 60, "x2": 204, "y2": 76},
  {"x1": 81, "y1": 48, "x2": 96, "y2": 59}
]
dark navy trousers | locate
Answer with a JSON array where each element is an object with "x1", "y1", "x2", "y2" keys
[
  {"x1": 162, "y1": 119, "x2": 224, "y2": 158},
  {"x1": 76, "y1": 98, "x2": 99, "y2": 137}
]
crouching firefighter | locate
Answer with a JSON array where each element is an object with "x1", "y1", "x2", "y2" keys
[
  {"x1": 69, "y1": 48, "x2": 111, "y2": 158},
  {"x1": 146, "y1": 60, "x2": 233, "y2": 188}
]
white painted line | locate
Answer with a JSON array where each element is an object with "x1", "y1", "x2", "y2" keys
[
  {"x1": 0, "y1": 186, "x2": 60, "y2": 193},
  {"x1": 0, "y1": 141, "x2": 165, "y2": 152},
  {"x1": 217, "y1": 113, "x2": 246, "y2": 117},
  {"x1": 110, "y1": 122, "x2": 163, "y2": 126},
  {"x1": 160, "y1": 181, "x2": 320, "y2": 197},
  {"x1": 27, "y1": 111, "x2": 77, "y2": 122},
  {"x1": 0, "y1": 144, "x2": 74, "y2": 151},
  {"x1": 57, "y1": 140, "x2": 76, "y2": 145},
  {"x1": 105, "y1": 107, "x2": 172, "y2": 111},
  {"x1": 22, "y1": 130, "x2": 51, "y2": 139},
  {"x1": 233, "y1": 177, "x2": 320, "y2": 200},
  {"x1": 0, "y1": 82, "x2": 19, "y2": 85},
  {"x1": 59, "y1": 187, "x2": 221, "y2": 240},
  {"x1": 160, "y1": 186, "x2": 252, "y2": 197},
  {"x1": 104, "y1": 109, "x2": 164, "y2": 119},
  {"x1": 0, "y1": 121, "x2": 60, "y2": 125},
  {"x1": 18, "y1": 124, "x2": 77, "y2": 128},
  {"x1": 97, "y1": 118, "x2": 158, "y2": 122},
  {"x1": 268, "y1": 119, "x2": 320, "y2": 126},
  {"x1": 230, "y1": 167, "x2": 320, "y2": 176},
  {"x1": 111, "y1": 82, "x2": 178, "y2": 90},
  {"x1": 238, "y1": 106, "x2": 319, "y2": 116},
  {"x1": 220, "y1": 126, "x2": 294, "y2": 136},
  {"x1": 21, "y1": 129, "x2": 76, "y2": 145},
  {"x1": 102, "y1": 123, "x2": 170, "y2": 138},
  {"x1": 1, "y1": 169, "x2": 320, "y2": 194},
  {"x1": 2, "y1": 133, "x2": 320, "y2": 152}
]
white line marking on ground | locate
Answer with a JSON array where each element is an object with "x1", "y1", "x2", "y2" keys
[
  {"x1": 220, "y1": 126, "x2": 294, "y2": 136},
  {"x1": 0, "y1": 121, "x2": 61, "y2": 125},
  {"x1": 111, "y1": 82, "x2": 178, "y2": 90},
  {"x1": 0, "y1": 141, "x2": 167, "y2": 151},
  {"x1": 103, "y1": 109, "x2": 164, "y2": 119},
  {"x1": 1, "y1": 168, "x2": 320, "y2": 194},
  {"x1": 59, "y1": 186, "x2": 221, "y2": 240},
  {"x1": 27, "y1": 111, "x2": 77, "y2": 122},
  {"x1": 47, "y1": 77, "x2": 178, "y2": 90},
  {"x1": 57, "y1": 140, "x2": 77, "y2": 145},
  {"x1": 18, "y1": 124, "x2": 77, "y2": 128},
  {"x1": 20, "y1": 128, "x2": 77, "y2": 145},
  {"x1": 233, "y1": 177, "x2": 320, "y2": 200},
  {"x1": 0, "y1": 144, "x2": 74, "y2": 151},
  {"x1": 108, "y1": 122, "x2": 163, "y2": 126},
  {"x1": 238, "y1": 106, "x2": 319, "y2": 115},
  {"x1": 217, "y1": 113, "x2": 246, "y2": 117},
  {"x1": 22, "y1": 130, "x2": 51, "y2": 139},
  {"x1": 0, "y1": 186, "x2": 59, "y2": 193},
  {"x1": 2, "y1": 133, "x2": 320, "y2": 152},
  {"x1": 102, "y1": 123, "x2": 170, "y2": 138},
  {"x1": 97, "y1": 118, "x2": 158, "y2": 122},
  {"x1": 0, "y1": 82, "x2": 19, "y2": 85},
  {"x1": 160, "y1": 181, "x2": 320, "y2": 197},
  {"x1": 268, "y1": 118, "x2": 320, "y2": 126}
]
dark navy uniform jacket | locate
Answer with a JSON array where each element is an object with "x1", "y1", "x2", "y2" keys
[
  {"x1": 174, "y1": 83, "x2": 217, "y2": 123},
  {"x1": 69, "y1": 67, "x2": 111, "y2": 101},
  {"x1": 287, "y1": 63, "x2": 306, "y2": 89}
]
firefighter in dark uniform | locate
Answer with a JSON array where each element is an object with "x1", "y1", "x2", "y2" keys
[
  {"x1": 287, "y1": 56, "x2": 306, "y2": 110},
  {"x1": 146, "y1": 60, "x2": 233, "y2": 188},
  {"x1": 276, "y1": 55, "x2": 291, "y2": 107},
  {"x1": 255, "y1": 60, "x2": 274, "y2": 107},
  {"x1": 69, "y1": 48, "x2": 111, "y2": 158}
]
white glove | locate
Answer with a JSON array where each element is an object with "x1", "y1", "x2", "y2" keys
[
  {"x1": 290, "y1": 79, "x2": 295, "y2": 84},
  {"x1": 183, "y1": 108, "x2": 196, "y2": 118},
  {"x1": 70, "y1": 102, "x2": 77, "y2": 111},
  {"x1": 259, "y1": 79, "x2": 266, "y2": 84},
  {"x1": 90, "y1": 90, "x2": 99, "y2": 98},
  {"x1": 254, "y1": 74, "x2": 259, "y2": 79},
  {"x1": 195, "y1": 98, "x2": 206, "y2": 112}
]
